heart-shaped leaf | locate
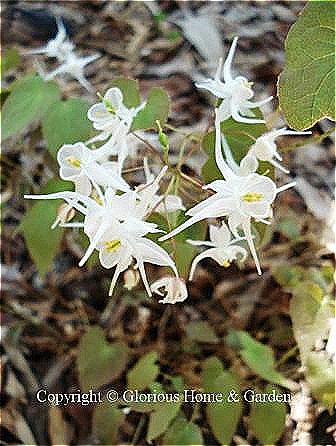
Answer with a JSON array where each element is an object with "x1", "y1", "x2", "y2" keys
[
  {"x1": 127, "y1": 351, "x2": 159, "y2": 391},
  {"x1": 249, "y1": 384, "x2": 287, "y2": 444},
  {"x1": 78, "y1": 326, "x2": 128, "y2": 392},
  {"x1": 1, "y1": 74, "x2": 60, "y2": 141},
  {"x1": 278, "y1": 2, "x2": 335, "y2": 129},
  {"x1": 131, "y1": 87, "x2": 170, "y2": 131},
  {"x1": 42, "y1": 98, "x2": 93, "y2": 158},
  {"x1": 19, "y1": 179, "x2": 72, "y2": 277},
  {"x1": 205, "y1": 370, "x2": 243, "y2": 445}
]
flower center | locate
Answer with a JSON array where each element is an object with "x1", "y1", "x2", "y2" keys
[
  {"x1": 66, "y1": 157, "x2": 81, "y2": 168},
  {"x1": 105, "y1": 240, "x2": 121, "y2": 252},
  {"x1": 241, "y1": 192, "x2": 264, "y2": 203},
  {"x1": 221, "y1": 259, "x2": 231, "y2": 268},
  {"x1": 104, "y1": 99, "x2": 117, "y2": 115}
]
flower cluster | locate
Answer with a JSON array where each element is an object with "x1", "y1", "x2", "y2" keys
[
  {"x1": 27, "y1": 17, "x2": 100, "y2": 90},
  {"x1": 159, "y1": 37, "x2": 310, "y2": 275},
  {"x1": 25, "y1": 36, "x2": 310, "y2": 302}
]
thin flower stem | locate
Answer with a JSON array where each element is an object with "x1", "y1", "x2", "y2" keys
[
  {"x1": 132, "y1": 132, "x2": 164, "y2": 162},
  {"x1": 275, "y1": 345, "x2": 299, "y2": 368},
  {"x1": 177, "y1": 169, "x2": 206, "y2": 191},
  {"x1": 163, "y1": 123, "x2": 201, "y2": 142},
  {"x1": 280, "y1": 128, "x2": 335, "y2": 153}
]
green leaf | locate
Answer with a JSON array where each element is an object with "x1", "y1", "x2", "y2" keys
[
  {"x1": 78, "y1": 326, "x2": 128, "y2": 392},
  {"x1": 290, "y1": 281, "x2": 332, "y2": 364},
  {"x1": 201, "y1": 357, "x2": 224, "y2": 393},
  {"x1": 1, "y1": 74, "x2": 60, "y2": 141},
  {"x1": 205, "y1": 371, "x2": 243, "y2": 445},
  {"x1": 186, "y1": 321, "x2": 219, "y2": 343},
  {"x1": 127, "y1": 351, "x2": 159, "y2": 391},
  {"x1": 147, "y1": 398, "x2": 182, "y2": 441},
  {"x1": 227, "y1": 330, "x2": 294, "y2": 389},
  {"x1": 109, "y1": 78, "x2": 141, "y2": 108},
  {"x1": 160, "y1": 413, "x2": 203, "y2": 445},
  {"x1": 131, "y1": 87, "x2": 170, "y2": 131},
  {"x1": 1, "y1": 48, "x2": 20, "y2": 74},
  {"x1": 92, "y1": 400, "x2": 123, "y2": 444},
  {"x1": 273, "y1": 265, "x2": 306, "y2": 288},
  {"x1": 42, "y1": 98, "x2": 93, "y2": 158},
  {"x1": 249, "y1": 384, "x2": 287, "y2": 444},
  {"x1": 276, "y1": 216, "x2": 302, "y2": 240},
  {"x1": 19, "y1": 179, "x2": 71, "y2": 277},
  {"x1": 278, "y1": 2, "x2": 336, "y2": 129},
  {"x1": 306, "y1": 352, "x2": 335, "y2": 412},
  {"x1": 201, "y1": 112, "x2": 269, "y2": 184}
]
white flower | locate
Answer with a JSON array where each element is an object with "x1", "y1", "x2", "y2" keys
[
  {"x1": 88, "y1": 87, "x2": 140, "y2": 134},
  {"x1": 248, "y1": 128, "x2": 312, "y2": 173},
  {"x1": 96, "y1": 218, "x2": 177, "y2": 296},
  {"x1": 26, "y1": 18, "x2": 74, "y2": 61},
  {"x1": 150, "y1": 276, "x2": 188, "y2": 304},
  {"x1": 137, "y1": 158, "x2": 185, "y2": 215},
  {"x1": 87, "y1": 88, "x2": 144, "y2": 167},
  {"x1": 159, "y1": 109, "x2": 295, "y2": 275},
  {"x1": 45, "y1": 52, "x2": 100, "y2": 91},
  {"x1": 188, "y1": 223, "x2": 247, "y2": 280},
  {"x1": 195, "y1": 37, "x2": 272, "y2": 124},
  {"x1": 25, "y1": 184, "x2": 177, "y2": 297},
  {"x1": 57, "y1": 142, "x2": 129, "y2": 195}
]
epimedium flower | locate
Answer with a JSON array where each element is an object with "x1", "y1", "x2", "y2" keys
[
  {"x1": 44, "y1": 52, "x2": 100, "y2": 91},
  {"x1": 24, "y1": 186, "x2": 178, "y2": 297},
  {"x1": 248, "y1": 128, "x2": 312, "y2": 173},
  {"x1": 150, "y1": 276, "x2": 188, "y2": 304},
  {"x1": 26, "y1": 17, "x2": 74, "y2": 61},
  {"x1": 195, "y1": 36, "x2": 272, "y2": 124},
  {"x1": 87, "y1": 87, "x2": 144, "y2": 168},
  {"x1": 159, "y1": 109, "x2": 295, "y2": 275},
  {"x1": 96, "y1": 218, "x2": 178, "y2": 296},
  {"x1": 187, "y1": 222, "x2": 247, "y2": 280},
  {"x1": 57, "y1": 142, "x2": 130, "y2": 195},
  {"x1": 88, "y1": 87, "x2": 141, "y2": 134}
]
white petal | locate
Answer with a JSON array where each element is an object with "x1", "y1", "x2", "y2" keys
[
  {"x1": 195, "y1": 79, "x2": 227, "y2": 98},
  {"x1": 135, "y1": 238, "x2": 178, "y2": 275},
  {"x1": 223, "y1": 36, "x2": 238, "y2": 82},
  {"x1": 215, "y1": 110, "x2": 236, "y2": 180},
  {"x1": 242, "y1": 218, "x2": 262, "y2": 275},
  {"x1": 104, "y1": 87, "x2": 123, "y2": 110},
  {"x1": 74, "y1": 175, "x2": 92, "y2": 196},
  {"x1": 210, "y1": 223, "x2": 231, "y2": 246},
  {"x1": 160, "y1": 196, "x2": 234, "y2": 242},
  {"x1": 189, "y1": 248, "x2": 219, "y2": 280},
  {"x1": 239, "y1": 154, "x2": 258, "y2": 175}
]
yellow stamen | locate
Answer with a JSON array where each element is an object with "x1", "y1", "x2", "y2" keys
[
  {"x1": 105, "y1": 240, "x2": 121, "y2": 252},
  {"x1": 104, "y1": 100, "x2": 117, "y2": 115},
  {"x1": 66, "y1": 157, "x2": 81, "y2": 168},
  {"x1": 91, "y1": 190, "x2": 103, "y2": 206},
  {"x1": 221, "y1": 260, "x2": 231, "y2": 268},
  {"x1": 242, "y1": 192, "x2": 264, "y2": 203}
]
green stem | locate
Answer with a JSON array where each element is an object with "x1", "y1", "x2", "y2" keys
[
  {"x1": 275, "y1": 345, "x2": 299, "y2": 368},
  {"x1": 163, "y1": 123, "x2": 201, "y2": 142},
  {"x1": 281, "y1": 128, "x2": 335, "y2": 153}
]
